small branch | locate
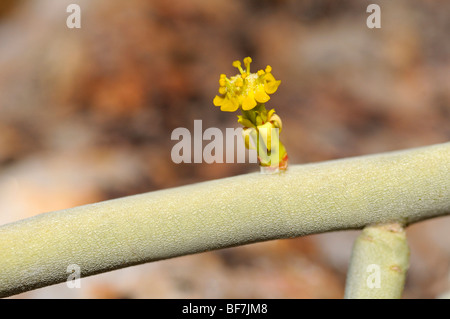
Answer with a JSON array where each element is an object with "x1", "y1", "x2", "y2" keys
[
  {"x1": 0, "y1": 142, "x2": 449, "y2": 297},
  {"x1": 344, "y1": 223, "x2": 409, "y2": 299}
]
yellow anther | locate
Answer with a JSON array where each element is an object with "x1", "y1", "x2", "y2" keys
[
  {"x1": 265, "y1": 65, "x2": 272, "y2": 73},
  {"x1": 243, "y1": 57, "x2": 252, "y2": 74},
  {"x1": 257, "y1": 70, "x2": 265, "y2": 77},
  {"x1": 219, "y1": 78, "x2": 226, "y2": 87},
  {"x1": 232, "y1": 60, "x2": 244, "y2": 74},
  {"x1": 241, "y1": 73, "x2": 248, "y2": 79},
  {"x1": 219, "y1": 87, "x2": 227, "y2": 95},
  {"x1": 235, "y1": 77, "x2": 244, "y2": 87},
  {"x1": 220, "y1": 74, "x2": 226, "y2": 79}
]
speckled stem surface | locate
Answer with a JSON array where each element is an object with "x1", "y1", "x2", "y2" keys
[
  {"x1": 344, "y1": 223, "x2": 409, "y2": 299},
  {"x1": 0, "y1": 142, "x2": 449, "y2": 297}
]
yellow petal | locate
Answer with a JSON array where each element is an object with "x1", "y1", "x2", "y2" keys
[
  {"x1": 213, "y1": 95, "x2": 224, "y2": 106},
  {"x1": 254, "y1": 85, "x2": 270, "y2": 103},
  {"x1": 264, "y1": 72, "x2": 276, "y2": 83},
  {"x1": 220, "y1": 97, "x2": 239, "y2": 112},
  {"x1": 264, "y1": 73, "x2": 281, "y2": 94},
  {"x1": 264, "y1": 80, "x2": 281, "y2": 94},
  {"x1": 242, "y1": 93, "x2": 257, "y2": 111}
]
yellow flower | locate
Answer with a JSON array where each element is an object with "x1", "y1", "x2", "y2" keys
[{"x1": 213, "y1": 57, "x2": 281, "y2": 112}]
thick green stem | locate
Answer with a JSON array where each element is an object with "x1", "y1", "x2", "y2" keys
[
  {"x1": 0, "y1": 142, "x2": 449, "y2": 297},
  {"x1": 344, "y1": 223, "x2": 409, "y2": 299}
]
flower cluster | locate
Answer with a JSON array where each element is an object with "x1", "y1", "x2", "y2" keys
[
  {"x1": 212, "y1": 57, "x2": 287, "y2": 171},
  {"x1": 213, "y1": 57, "x2": 281, "y2": 112}
]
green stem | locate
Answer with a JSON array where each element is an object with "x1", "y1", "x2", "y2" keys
[
  {"x1": 0, "y1": 142, "x2": 448, "y2": 297},
  {"x1": 344, "y1": 223, "x2": 410, "y2": 299}
]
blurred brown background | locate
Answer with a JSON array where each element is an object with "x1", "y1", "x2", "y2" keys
[{"x1": 0, "y1": 0, "x2": 449, "y2": 298}]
